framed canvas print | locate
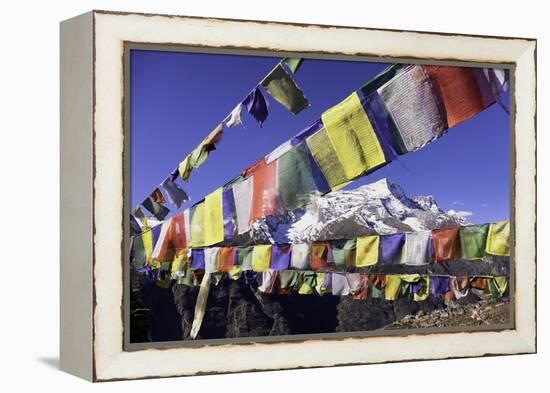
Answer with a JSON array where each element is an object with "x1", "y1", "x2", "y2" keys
[{"x1": 60, "y1": 10, "x2": 537, "y2": 381}]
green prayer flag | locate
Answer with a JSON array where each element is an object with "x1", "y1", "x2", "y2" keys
[
  {"x1": 331, "y1": 239, "x2": 357, "y2": 269},
  {"x1": 280, "y1": 270, "x2": 301, "y2": 289},
  {"x1": 131, "y1": 235, "x2": 146, "y2": 269},
  {"x1": 142, "y1": 197, "x2": 169, "y2": 221},
  {"x1": 261, "y1": 64, "x2": 309, "y2": 114},
  {"x1": 237, "y1": 246, "x2": 254, "y2": 270},
  {"x1": 283, "y1": 57, "x2": 303, "y2": 74},
  {"x1": 277, "y1": 142, "x2": 319, "y2": 211},
  {"x1": 460, "y1": 224, "x2": 489, "y2": 260}
]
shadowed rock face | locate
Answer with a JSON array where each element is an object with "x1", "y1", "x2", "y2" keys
[{"x1": 164, "y1": 280, "x2": 476, "y2": 341}]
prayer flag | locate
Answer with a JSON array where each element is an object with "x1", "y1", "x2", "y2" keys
[
  {"x1": 130, "y1": 215, "x2": 142, "y2": 235},
  {"x1": 204, "y1": 188, "x2": 224, "y2": 246},
  {"x1": 277, "y1": 142, "x2": 320, "y2": 211},
  {"x1": 311, "y1": 242, "x2": 331, "y2": 271},
  {"x1": 384, "y1": 275, "x2": 402, "y2": 300},
  {"x1": 485, "y1": 221, "x2": 510, "y2": 256},
  {"x1": 218, "y1": 247, "x2": 237, "y2": 272},
  {"x1": 412, "y1": 276, "x2": 430, "y2": 301},
  {"x1": 432, "y1": 226, "x2": 462, "y2": 262},
  {"x1": 270, "y1": 244, "x2": 291, "y2": 271},
  {"x1": 191, "y1": 248, "x2": 205, "y2": 270},
  {"x1": 261, "y1": 64, "x2": 309, "y2": 114},
  {"x1": 379, "y1": 233, "x2": 405, "y2": 265},
  {"x1": 321, "y1": 92, "x2": 386, "y2": 180},
  {"x1": 204, "y1": 247, "x2": 220, "y2": 273},
  {"x1": 178, "y1": 155, "x2": 193, "y2": 181},
  {"x1": 355, "y1": 235, "x2": 380, "y2": 267},
  {"x1": 290, "y1": 243, "x2": 311, "y2": 270},
  {"x1": 243, "y1": 87, "x2": 268, "y2": 126},
  {"x1": 282, "y1": 57, "x2": 303, "y2": 74},
  {"x1": 190, "y1": 202, "x2": 206, "y2": 247},
  {"x1": 331, "y1": 239, "x2": 356, "y2": 269},
  {"x1": 431, "y1": 276, "x2": 450, "y2": 298},
  {"x1": 223, "y1": 103, "x2": 243, "y2": 128},
  {"x1": 298, "y1": 271, "x2": 316, "y2": 295},
  {"x1": 233, "y1": 176, "x2": 254, "y2": 234},
  {"x1": 131, "y1": 234, "x2": 147, "y2": 269},
  {"x1": 247, "y1": 159, "x2": 278, "y2": 222},
  {"x1": 142, "y1": 193, "x2": 169, "y2": 221},
  {"x1": 331, "y1": 273, "x2": 351, "y2": 296},
  {"x1": 378, "y1": 65, "x2": 447, "y2": 152},
  {"x1": 402, "y1": 231, "x2": 433, "y2": 265},
  {"x1": 460, "y1": 223, "x2": 489, "y2": 260},
  {"x1": 160, "y1": 176, "x2": 189, "y2": 208},
  {"x1": 306, "y1": 127, "x2": 349, "y2": 190},
  {"x1": 222, "y1": 188, "x2": 237, "y2": 241},
  {"x1": 252, "y1": 244, "x2": 272, "y2": 272},
  {"x1": 352, "y1": 274, "x2": 370, "y2": 300},
  {"x1": 237, "y1": 246, "x2": 254, "y2": 271},
  {"x1": 424, "y1": 66, "x2": 485, "y2": 128}
]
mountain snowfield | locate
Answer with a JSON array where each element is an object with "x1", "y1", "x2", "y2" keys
[{"x1": 251, "y1": 178, "x2": 470, "y2": 244}]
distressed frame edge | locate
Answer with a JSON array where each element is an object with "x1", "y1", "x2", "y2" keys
[
  {"x1": 88, "y1": 11, "x2": 536, "y2": 382},
  {"x1": 59, "y1": 11, "x2": 96, "y2": 381}
]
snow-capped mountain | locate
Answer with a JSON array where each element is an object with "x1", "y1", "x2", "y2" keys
[{"x1": 249, "y1": 178, "x2": 470, "y2": 244}]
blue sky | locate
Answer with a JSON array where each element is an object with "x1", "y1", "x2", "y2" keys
[{"x1": 130, "y1": 49, "x2": 510, "y2": 225}]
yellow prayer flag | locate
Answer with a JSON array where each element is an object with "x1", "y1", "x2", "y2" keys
[
  {"x1": 321, "y1": 92, "x2": 386, "y2": 180},
  {"x1": 178, "y1": 155, "x2": 192, "y2": 181},
  {"x1": 204, "y1": 187, "x2": 224, "y2": 246},
  {"x1": 190, "y1": 202, "x2": 205, "y2": 247},
  {"x1": 485, "y1": 221, "x2": 510, "y2": 256},
  {"x1": 385, "y1": 275, "x2": 402, "y2": 301},
  {"x1": 142, "y1": 230, "x2": 153, "y2": 266},
  {"x1": 306, "y1": 128, "x2": 349, "y2": 191},
  {"x1": 356, "y1": 235, "x2": 379, "y2": 267},
  {"x1": 315, "y1": 273, "x2": 327, "y2": 295},
  {"x1": 252, "y1": 244, "x2": 272, "y2": 272}
]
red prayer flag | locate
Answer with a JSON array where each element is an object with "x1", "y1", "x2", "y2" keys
[{"x1": 424, "y1": 66, "x2": 485, "y2": 128}]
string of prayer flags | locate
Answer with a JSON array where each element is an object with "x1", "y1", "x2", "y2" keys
[
  {"x1": 321, "y1": 92, "x2": 387, "y2": 180},
  {"x1": 243, "y1": 87, "x2": 269, "y2": 127},
  {"x1": 378, "y1": 65, "x2": 447, "y2": 152},
  {"x1": 133, "y1": 219, "x2": 510, "y2": 273},
  {"x1": 142, "y1": 188, "x2": 170, "y2": 221},
  {"x1": 261, "y1": 64, "x2": 309, "y2": 114},
  {"x1": 282, "y1": 57, "x2": 303, "y2": 74},
  {"x1": 485, "y1": 221, "x2": 510, "y2": 256}
]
